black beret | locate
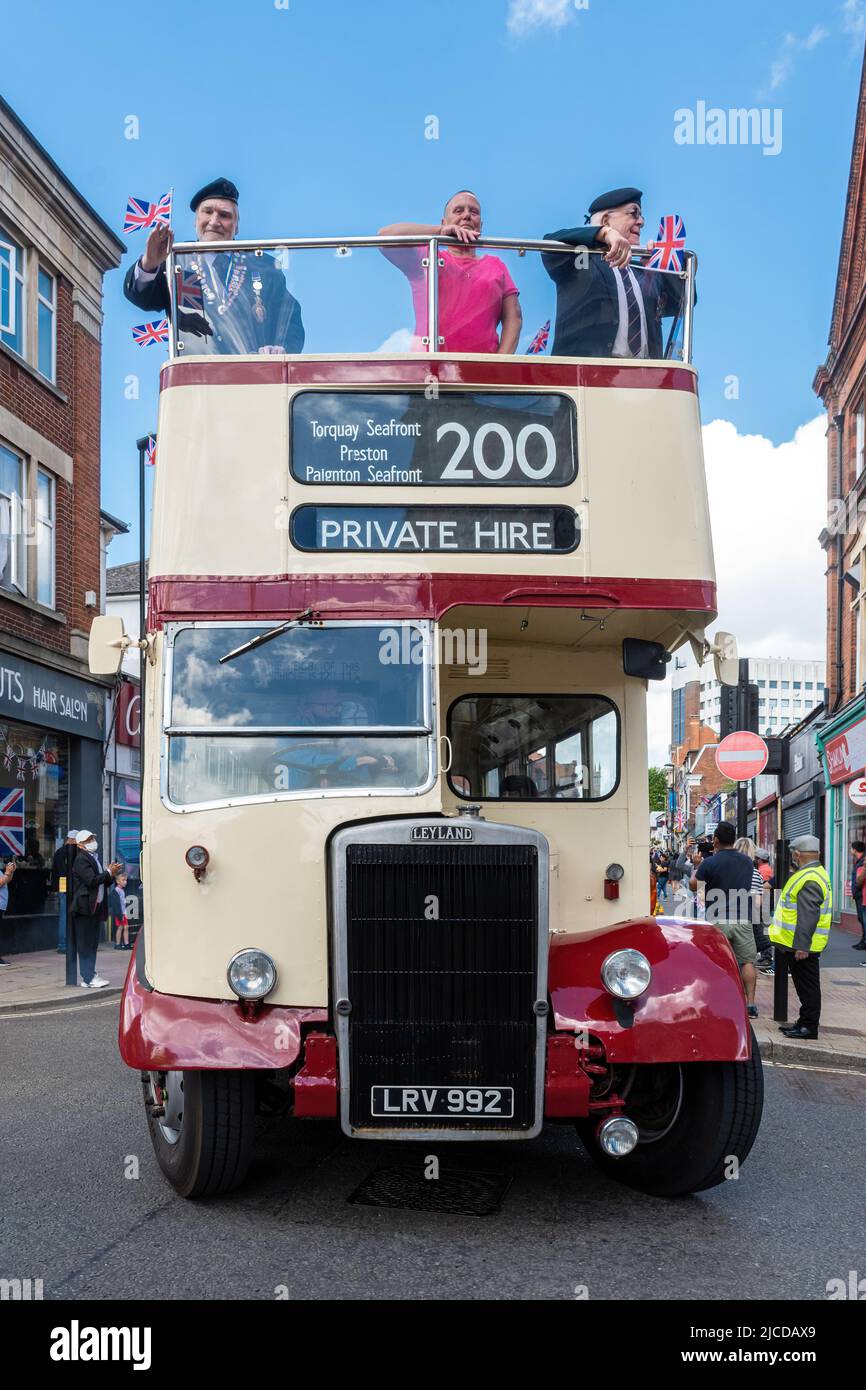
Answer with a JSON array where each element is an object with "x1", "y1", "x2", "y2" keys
[
  {"x1": 586, "y1": 186, "x2": 643, "y2": 221},
  {"x1": 190, "y1": 178, "x2": 239, "y2": 212}
]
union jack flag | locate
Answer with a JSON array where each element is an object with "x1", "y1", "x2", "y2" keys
[
  {"x1": 131, "y1": 319, "x2": 170, "y2": 347},
  {"x1": 526, "y1": 319, "x2": 550, "y2": 355},
  {"x1": 123, "y1": 192, "x2": 173, "y2": 235},
  {"x1": 0, "y1": 787, "x2": 24, "y2": 857},
  {"x1": 145, "y1": 435, "x2": 157, "y2": 467},
  {"x1": 177, "y1": 269, "x2": 203, "y2": 312},
  {"x1": 647, "y1": 214, "x2": 686, "y2": 273}
]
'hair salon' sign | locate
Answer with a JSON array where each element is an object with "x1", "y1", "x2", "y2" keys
[{"x1": 0, "y1": 653, "x2": 106, "y2": 740}]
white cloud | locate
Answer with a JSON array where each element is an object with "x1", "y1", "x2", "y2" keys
[
  {"x1": 646, "y1": 414, "x2": 827, "y2": 765},
  {"x1": 376, "y1": 328, "x2": 414, "y2": 353},
  {"x1": 506, "y1": 0, "x2": 575, "y2": 38},
  {"x1": 763, "y1": 24, "x2": 828, "y2": 92}
]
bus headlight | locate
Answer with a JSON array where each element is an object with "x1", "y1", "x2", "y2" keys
[
  {"x1": 227, "y1": 949, "x2": 277, "y2": 1001},
  {"x1": 601, "y1": 949, "x2": 652, "y2": 999},
  {"x1": 598, "y1": 1115, "x2": 639, "y2": 1157}
]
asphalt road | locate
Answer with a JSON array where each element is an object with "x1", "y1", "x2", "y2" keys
[{"x1": 2, "y1": 999, "x2": 863, "y2": 1302}]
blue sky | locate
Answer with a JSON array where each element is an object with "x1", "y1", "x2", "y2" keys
[{"x1": 1, "y1": 0, "x2": 863, "y2": 565}]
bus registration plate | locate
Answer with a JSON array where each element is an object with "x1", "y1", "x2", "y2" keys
[{"x1": 370, "y1": 1085, "x2": 514, "y2": 1118}]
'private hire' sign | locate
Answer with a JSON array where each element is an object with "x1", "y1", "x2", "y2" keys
[
  {"x1": 289, "y1": 504, "x2": 579, "y2": 553},
  {"x1": 290, "y1": 391, "x2": 576, "y2": 487}
]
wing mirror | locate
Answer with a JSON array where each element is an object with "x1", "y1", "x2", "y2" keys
[
  {"x1": 88, "y1": 615, "x2": 150, "y2": 675},
  {"x1": 711, "y1": 631, "x2": 739, "y2": 687}
]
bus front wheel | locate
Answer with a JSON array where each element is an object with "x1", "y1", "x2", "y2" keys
[
  {"x1": 575, "y1": 1035, "x2": 764, "y2": 1198},
  {"x1": 142, "y1": 1069, "x2": 255, "y2": 1199}
]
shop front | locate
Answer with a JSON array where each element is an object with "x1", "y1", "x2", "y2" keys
[
  {"x1": 0, "y1": 649, "x2": 107, "y2": 953},
  {"x1": 816, "y1": 696, "x2": 866, "y2": 933}
]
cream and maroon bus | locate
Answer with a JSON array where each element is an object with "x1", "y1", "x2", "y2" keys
[{"x1": 90, "y1": 233, "x2": 762, "y2": 1199}]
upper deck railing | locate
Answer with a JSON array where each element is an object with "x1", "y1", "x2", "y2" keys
[{"x1": 164, "y1": 235, "x2": 696, "y2": 365}]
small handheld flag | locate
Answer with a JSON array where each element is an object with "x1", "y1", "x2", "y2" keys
[
  {"x1": 123, "y1": 191, "x2": 173, "y2": 235},
  {"x1": 526, "y1": 319, "x2": 550, "y2": 355},
  {"x1": 177, "y1": 270, "x2": 203, "y2": 312},
  {"x1": 647, "y1": 215, "x2": 686, "y2": 273},
  {"x1": 132, "y1": 319, "x2": 170, "y2": 347},
  {"x1": 144, "y1": 435, "x2": 157, "y2": 467}
]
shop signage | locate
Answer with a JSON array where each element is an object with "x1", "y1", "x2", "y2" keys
[
  {"x1": 824, "y1": 713, "x2": 866, "y2": 786},
  {"x1": 290, "y1": 391, "x2": 577, "y2": 487},
  {"x1": 0, "y1": 652, "x2": 105, "y2": 740},
  {"x1": 848, "y1": 776, "x2": 866, "y2": 807},
  {"x1": 115, "y1": 682, "x2": 141, "y2": 748}
]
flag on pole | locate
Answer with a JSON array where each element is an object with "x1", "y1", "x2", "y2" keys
[
  {"x1": 144, "y1": 435, "x2": 157, "y2": 467},
  {"x1": 123, "y1": 191, "x2": 173, "y2": 234},
  {"x1": 647, "y1": 215, "x2": 686, "y2": 272},
  {"x1": 526, "y1": 319, "x2": 551, "y2": 354},
  {"x1": 131, "y1": 319, "x2": 169, "y2": 346}
]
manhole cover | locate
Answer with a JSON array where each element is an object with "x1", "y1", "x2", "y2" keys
[{"x1": 348, "y1": 1164, "x2": 511, "y2": 1216}]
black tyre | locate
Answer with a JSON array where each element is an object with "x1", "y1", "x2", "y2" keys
[
  {"x1": 576, "y1": 1032, "x2": 764, "y2": 1198},
  {"x1": 142, "y1": 1069, "x2": 256, "y2": 1199}
]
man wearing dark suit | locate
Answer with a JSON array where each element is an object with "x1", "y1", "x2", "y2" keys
[
  {"x1": 542, "y1": 186, "x2": 686, "y2": 359},
  {"x1": 123, "y1": 177, "x2": 304, "y2": 355}
]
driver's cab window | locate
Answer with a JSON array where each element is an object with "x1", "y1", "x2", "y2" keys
[
  {"x1": 448, "y1": 694, "x2": 619, "y2": 801},
  {"x1": 164, "y1": 621, "x2": 433, "y2": 805}
]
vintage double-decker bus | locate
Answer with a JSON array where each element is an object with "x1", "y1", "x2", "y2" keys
[{"x1": 91, "y1": 231, "x2": 763, "y2": 1199}]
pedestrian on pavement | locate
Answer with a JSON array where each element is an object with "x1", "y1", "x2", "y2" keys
[
  {"x1": 655, "y1": 849, "x2": 670, "y2": 903},
  {"x1": 770, "y1": 834, "x2": 832, "y2": 1041},
  {"x1": 0, "y1": 858, "x2": 17, "y2": 966},
  {"x1": 71, "y1": 830, "x2": 122, "y2": 990},
  {"x1": 691, "y1": 822, "x2": 760, "y2": 1017},
  {"x1": 50, "y1": 829, "x2": 78, "y2": 956},
  {"x1": 110, "y1": 871, "x2": 131, "y2": 951},
  {"x1": 735, "y1": 836, "x2": 773, "y2": 970},
  {"x1": 756, "y1": 847, "x2": 774, "y2": 887},
  {"x1": 849, "y1": 839, "x2": 866, "y2": 950}
]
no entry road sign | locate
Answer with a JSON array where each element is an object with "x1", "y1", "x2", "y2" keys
[{"x1": 714, "y1": 731, "x2": 769, "y2": 782}]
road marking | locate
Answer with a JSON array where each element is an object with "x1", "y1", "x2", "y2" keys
[{"x1": 0, "y1": 998, "x2": 119, "y2": 1021}]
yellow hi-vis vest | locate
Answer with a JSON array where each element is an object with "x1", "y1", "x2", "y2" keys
[{"x1": 769, "y1": 863, "x2": 832, "y2": 954}]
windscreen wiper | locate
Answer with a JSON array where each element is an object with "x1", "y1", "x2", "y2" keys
[{"x1": 218, "y1": 608, "x2": 319, "y2": 664}]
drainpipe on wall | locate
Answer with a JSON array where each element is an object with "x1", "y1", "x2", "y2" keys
[{"x1": 833, "y1": 412, "x2": 845, "y2": 710}]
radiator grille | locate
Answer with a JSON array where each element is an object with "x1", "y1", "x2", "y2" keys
[{"x1": 345, "y1": 843, "x2": 539, "y2": 1131}]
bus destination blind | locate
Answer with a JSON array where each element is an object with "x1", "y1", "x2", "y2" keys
[
  {"x1": 290, "y1": 390, "x2": 576, "y2": 487},
  {"x1": 290, "y1": 504, "x2": 579, "y2": 553}
]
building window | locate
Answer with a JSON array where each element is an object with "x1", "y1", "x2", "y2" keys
[
  {"x1": 37, "y1": 267, "x2": 56, "y2": 382},
  {"x1": 769, "y1": 681, "x2": 778, "y2": 689},
  {"x1": 0, "y1": 443, "x2": 26, "y2": 595},
  {"x1": 781, "y1": 681, "x2": 790, "y2": 689},
  {"x1": 36, "y1": 469, "x2": 55, "y2": 608},
  {"x1": 0, "y1": 719, "x2": 69, "y2": 920},
  {"x1": 0, "y1": 229, "x2": 26, "y2": 358},
  {"x1": 857, "y1": 404, "x2": 865, "y2": 478}
]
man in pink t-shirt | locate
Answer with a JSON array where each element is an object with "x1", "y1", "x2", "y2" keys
[{"x1": 379, "y1": 191, "x2": 522, "y2": 354}]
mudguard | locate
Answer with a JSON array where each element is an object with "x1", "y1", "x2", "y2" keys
[
  {"x1": 118, "y1": 936, "x2": 327, "y2": 1070},
  {"x1": 548, "y1": 916, "x2": 751, "y2": 1063}
]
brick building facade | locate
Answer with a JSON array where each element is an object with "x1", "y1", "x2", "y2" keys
[
  {"x1": 0, "y1": 95, "x2": 123, "y2": 951},
  {"x1": 813, "y1": 40, "x2": 866, "y2": 925}
]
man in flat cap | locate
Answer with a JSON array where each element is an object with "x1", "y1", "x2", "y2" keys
[
  {"x1": 769, "y1": 835, "x2": 832, "y2": 1040},
  {"x1": 541, "y1": 187, "x2": 686, "y2": 358},
  {"x1": 123, "y1": 178, "x2": 304, "y2": 354}
]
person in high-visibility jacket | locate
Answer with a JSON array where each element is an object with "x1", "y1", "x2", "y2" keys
[{"x1": 770, "y1": 834, "x2": 832, "y2": 1040}]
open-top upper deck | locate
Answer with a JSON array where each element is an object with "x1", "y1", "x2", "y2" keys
[{"x1": 148, "y1": 235, "x2": 713, "y2": 644}]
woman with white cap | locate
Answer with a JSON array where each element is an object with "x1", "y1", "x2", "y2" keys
[{"x1": 70, "y1": 830, "x2": 122, "y2": 989}]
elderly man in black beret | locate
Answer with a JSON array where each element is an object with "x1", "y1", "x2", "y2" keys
[
  {"x1": 123, "y1": 177, "x2": 304, "y2": 354},
  {"x1": 541, "y1": 187, "x2": 687, "y2": 359}
]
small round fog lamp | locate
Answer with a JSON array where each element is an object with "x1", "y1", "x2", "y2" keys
[
  {"x1": 227, "y1": 949, "x2": 277, "y2": 1001},
  {"x1": 598, "y1": 1115, "x2": 639, "y2": 1157},
  {"x1": 601, "y1": 948, "x2": 652, "y2": 999}
]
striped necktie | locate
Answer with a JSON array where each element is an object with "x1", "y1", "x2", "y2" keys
[{"x1": 618, "y1": 268, "x2": 643, "y2": 355}]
